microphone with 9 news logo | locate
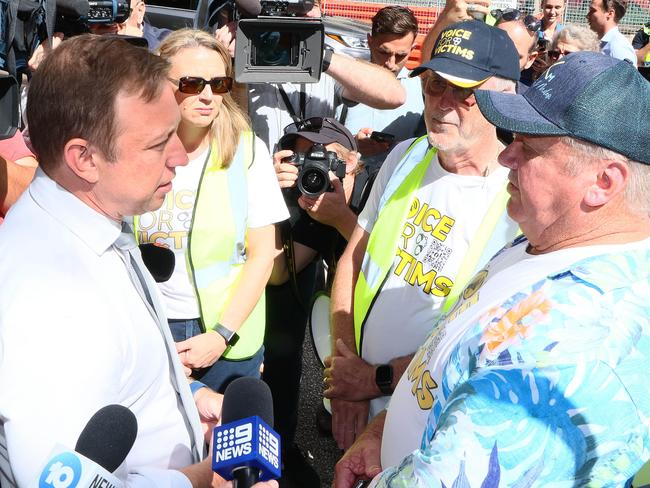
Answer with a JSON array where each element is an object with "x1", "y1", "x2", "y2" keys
[
  {"x1": 32, "y1": 404, "x2": 137, "y2": 488},
  {"x1": 212, "y1": 377, "x2": 281, "y2": 488}
]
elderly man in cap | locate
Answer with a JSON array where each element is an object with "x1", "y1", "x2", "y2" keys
[
  {"x1": 334, "y1": 51, "x2": 650, "y2": 488},
  {"x1": 325, "y1": 19, "x2": 521, "y2": 452}
]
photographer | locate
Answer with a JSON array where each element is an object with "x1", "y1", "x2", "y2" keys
[
  {"x1": 262, "y1": 118, "x2": 375, "y2": 486},
  {"x1": 214, "y1": 0, "x2": 407, "y2": 151}
]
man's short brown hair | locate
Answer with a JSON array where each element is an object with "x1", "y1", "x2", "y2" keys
[
  {"x1": 26, "y1": 34, "x2": 170, "y2": 172},
  {"x1": 371, "y1": 6, "x2": 418, "y2": 38},
  {"x1": 602, "y1": 0, "x2": 627, "y2": 22}
]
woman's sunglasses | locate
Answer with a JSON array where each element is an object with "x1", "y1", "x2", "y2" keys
[
  {"x1": 169, "y1": 76, "x2": 233, "y2": 95},
  {"x1": 548, "y1": 48, "x2": 576, "y2": 61}
]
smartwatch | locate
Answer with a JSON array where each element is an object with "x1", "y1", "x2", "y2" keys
[
  {"x1": 375, "y1": 363, "x2": 393, "y2": 395},
  {"x1": 213, "y1": 322, "x2": 240, "y2": 347},
  {"x1": 322, "y1": 45, "x2": 334, "y2": 73}
]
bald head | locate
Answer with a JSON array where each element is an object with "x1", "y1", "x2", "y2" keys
[{"x1": 497, "y1": 20, "x2": 538, "y2": 70}]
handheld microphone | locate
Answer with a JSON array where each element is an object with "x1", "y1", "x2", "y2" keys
[
  {"x1": 139, "y1": 243, "x2": 175, "y2": 283},
  {"x1": 212, "y1": 377, "x2": 281, "y2": 488},
  {"x1": 31, "y1": 404, "x2": 137, "y2": 488}
]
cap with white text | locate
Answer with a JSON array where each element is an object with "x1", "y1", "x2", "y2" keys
[{"x1": 475, "y1": 52, "x2": 650, "y2": 165}]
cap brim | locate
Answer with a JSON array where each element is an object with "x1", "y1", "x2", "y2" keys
[
  {"x1": 278, "y1": 129, "x2": 357, "y2": 151},
  {"x1": 410, "y1": 56, "x2": 494, "y2": 86},
  {"x1": 474, "y1": 89, "x2": 568, "y2": 136}
]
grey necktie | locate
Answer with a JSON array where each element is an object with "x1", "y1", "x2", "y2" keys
[{"x1": 114, "y1": 222, "x2": 204, "y2": 462}]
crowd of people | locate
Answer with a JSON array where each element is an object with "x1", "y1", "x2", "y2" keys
[{"x1": 1, "y1": 0, "x2": 649, "y2": 486}]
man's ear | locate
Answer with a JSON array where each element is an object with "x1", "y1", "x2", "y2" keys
[
  {"x1": 524, "y1": 50, "x2": 539, "y2": 70},
  {"x1": 133, "y1": 0, "x2": 146, "y2": 26},
  {"x1": 62, "y1": 138, "x2": 100, "y2": 184},
  {"x1": 583, "y1": 160, "x2": 629, "y2": 208}
]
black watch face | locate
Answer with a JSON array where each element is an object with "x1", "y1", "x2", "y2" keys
[
  {"x1": 229, "y1": 332, "x2": 240, "y2": 347},
  {"x1": 376, "y1": 364, "x2": 392, "y2": 385}
]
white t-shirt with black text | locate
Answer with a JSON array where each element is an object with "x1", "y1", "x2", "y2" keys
[{"x1": 357, "y1": 139, "x2": 516, "y2": 417}]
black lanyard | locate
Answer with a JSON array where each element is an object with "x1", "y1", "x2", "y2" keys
[{"x1": 278, "y1": 83, "x2": 307, "y2": 123}]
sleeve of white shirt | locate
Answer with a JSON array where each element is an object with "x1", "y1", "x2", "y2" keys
[
  {"x1": 357, "y1": 138, "x2": 416, "y2": 234},
  {"x1": 247, "y1": 135, "x2": 290, "y2": 229},
  {"x1": 610, "y1": 42, "x2": 638, "y2": 66}
]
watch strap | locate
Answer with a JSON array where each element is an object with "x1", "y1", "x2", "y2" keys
[
  {"x1": 375, "y1": 363, "x2": 393, "y2": 395},
  {"x1": 213, "y1": 322, "x2": 239, "y2": 347}
]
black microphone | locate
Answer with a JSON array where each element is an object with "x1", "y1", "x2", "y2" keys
[
  {"x1": 139, "y1": 243, "x2": 175, "y2": 283},
  {"x1": 213, "y1": 377, "x2": 281, "y2": 488},
  {"x1": 31, "y1": 405, "x2": 137, "y2": 486},
  {"x1": 234, "y1": 0, "x2": 261, "y2": 17},
  {"x1": 75, "y1": 404, "x2": 138, "y2": 473}
]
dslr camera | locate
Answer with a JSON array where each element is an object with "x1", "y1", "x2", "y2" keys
[{"x1": 285, "y1": 143, "x2": 345, "y2": 198}]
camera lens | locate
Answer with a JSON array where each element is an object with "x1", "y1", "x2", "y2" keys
[{"x1": 298, "y1": 167, "x2": 328, "y2": 197}]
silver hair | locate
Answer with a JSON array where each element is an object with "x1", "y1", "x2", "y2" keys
[
  {"x1": 551, "y1": 24, "x2": 601, "y2": 52},
  {"x1": 561, "y1": 137, "x2": 650, "y2": 214},
  {"x1": 486, "y1": 76, "x2": 517, "y2": 94}
]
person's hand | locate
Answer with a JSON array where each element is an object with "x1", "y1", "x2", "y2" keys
[
  {"x1": 28, "y1": 33, "x2": 64, "y2": 71},
  {"x1": 531, "y1": 53, "x2": 551, "y2": 80},
  {"x1": 355, "y1": 128, "x2": 390, "y2": 157},
  {"x1": 324, "y1": 339, "x2": 377, "y2": 401},
  {"x1": 332, "y1": 429, "x2": 382, "y2": 488},
  {"x1": 193, "y1": 386, "x2": 224, "y2": 443},
  {"x1": 273, "y1": 149, "x2": 299, "y2": 189},
  {"x1": 331, "y1": 398, "x2": 369, "y2": 451},
  {"x1": 442, "y1": 0, "x2": 491, "y2": 22},
  {"x1": 176, "y1": 331, "x2": 227, "y2": 370},
  {"x1": 298, "y1": 174, "x2": 349, "y2": 227},
  {"x1": 215, "y1": 22, "x2": 237, "y2": 57}
]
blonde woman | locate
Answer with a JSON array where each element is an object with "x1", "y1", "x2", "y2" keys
[
  {"x1": 539, "y1": 0, "x2": 565, "y2": 44},
  {"x1": 136, "y1": 29, "x2": 288, "y2": 393}
]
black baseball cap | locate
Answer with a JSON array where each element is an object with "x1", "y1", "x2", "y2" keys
[
  {"x1": 410, "y1": 20, "x2": 520, "y2": 87},
  {"x1": 475, "y1": 52, "x2": 650, "y2": 165},
  {"x1": 279, "y1": 117, "x2": 358, "y2": 152}
]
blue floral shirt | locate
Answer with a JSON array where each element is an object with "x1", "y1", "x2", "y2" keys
[{"x1": 375, "y1": 237, "x2": 650, "y2": 487}]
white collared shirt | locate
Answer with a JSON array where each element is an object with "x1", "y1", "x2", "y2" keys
[
  {"x1": 0, "y1": 170, "x2": 195, "y2": 486},
  {"x1": 601, "y1": 26, "x2": 637, "y2": 66}
]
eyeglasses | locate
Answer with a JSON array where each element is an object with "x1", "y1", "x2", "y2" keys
[
  {"x1": 548, "y1": 48, "x2": 576, "y2": 61},
  {"x1": 421, "y1": 73, "x2": 476, "y2": 103},
  {"x1": 169, "y1": 76, "x2": 233, "y2": 95},
  {"x1": 492, "y1": 9, "x2": 542, "y2": 32}
]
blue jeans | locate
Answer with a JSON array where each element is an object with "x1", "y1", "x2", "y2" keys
[{"x1": 168, "y1": 318, "x2": 264, "y2": 394}]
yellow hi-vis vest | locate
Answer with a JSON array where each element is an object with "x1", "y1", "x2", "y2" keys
[
  {"x1": 353, "y1": 136, "x2": 516, "y2": 354},
  {"x1": 137, "y1": 131, "x2": 264, "y2": 360}
]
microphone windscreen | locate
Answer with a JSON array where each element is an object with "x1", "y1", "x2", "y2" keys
[
  {"x1": 75, "y1": 404, "x2": 138, "y2": 473},
  {"x1": 55, "y1": 0, "x2": 89, "y2": 17},
  {"x1": 222, "y1": 377, "x2": 274, "y2": 427},
  {"x1": 234, "y1": 0, "x2": 262, "y2": 17},
  {"x1": 139, "y1": 243, "x2": 175, "y2": 283}
]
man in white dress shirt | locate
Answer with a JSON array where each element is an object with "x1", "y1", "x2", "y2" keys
[{"x1": 0, "y1": 34, "x2": 277, "y2": 488}]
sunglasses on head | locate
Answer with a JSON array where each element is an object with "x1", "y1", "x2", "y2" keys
[
  {"x1": 492, "y1": 9, "x2": 542, "y2": 32},
  {"x1": 169, "y1": 76, "x2": 233, "y2": 95},
  {"x1": 283, "y1": 117, "x2": 355, "y2": 149},
  {"x1": 284, "y1": 117, "x2": 332, "y2": 134}
]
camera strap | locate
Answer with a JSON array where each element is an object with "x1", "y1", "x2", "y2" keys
[
  {"x1": 278, "y1": 84, "x2": 307, "y2": 123},
  {"x1": 279, "y1": 219, "x2": 307, "y2": 313}
]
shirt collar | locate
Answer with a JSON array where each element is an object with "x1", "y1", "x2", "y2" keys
[
  {"x1": 398, "y1": 67, "x2": 410, "y2": 80},
  {"x1": 29, "y1": 168, "x2": 122, "y2": 255},
  {"x1": 601, "y1": 26, "x2": 620, "y2": 42}
]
